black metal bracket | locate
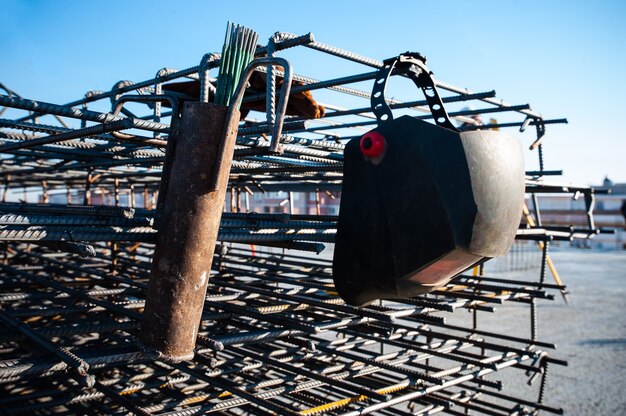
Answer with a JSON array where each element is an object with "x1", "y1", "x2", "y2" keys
[{"x1": 371, "y1": 52, "x2": 458, "y2": 132}]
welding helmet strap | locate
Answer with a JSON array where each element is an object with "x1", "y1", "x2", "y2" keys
[{"x1": 371, "y1": 53, "x2": 458, "y2": 132}]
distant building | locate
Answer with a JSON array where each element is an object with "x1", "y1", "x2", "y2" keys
[
  {"x1": 536, "y1": 176, "x2": 625, "y2": 250},
  {"x1": 37, "y1": 176, "x2": 626, "y2": 250},
  {"x1": 243, "y1": 177, "x2": 626, "y2": 250},
  {"x1": 239, "y1": 190, "x2": 340, "y2": 216}
]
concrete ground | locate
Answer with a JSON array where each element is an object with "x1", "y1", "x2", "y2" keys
[
  {"x1": 523, "y1": 249, "x2": 626, "y2": 415},
  {"x1": 448, "y1": 248, "x2": 626, "y2": 415},
  {"x1": 286, "y1": 244, "x2": 626, "y2": 413}
]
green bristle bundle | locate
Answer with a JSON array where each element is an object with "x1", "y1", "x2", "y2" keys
[{"x1": 215, "y1": 22, "x2": 259, "y2": 107}]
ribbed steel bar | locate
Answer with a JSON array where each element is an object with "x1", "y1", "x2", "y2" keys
[
  {"x1": 0, "y1": 310, "x2": 95, "y2": 387},
  {"x1": 2, "y1": 156, "x2": 165, "y2": 177},
  {"x1": 0, "y1": 95, "x2": 169, "y2": 133},
  {"x1": 0, "y1": 213, "x2": 151, "y2": 226},
  {"x1": 11, "y1": 32, "x2": 315, "y2": 125},
  {"x1": 13, "y1": 65, "x2": 204, "y2": 123},
  {"x1": 0, "y1": 119, "x2": 134, "y2": 152},
  {"x1": 0, "y1": 28, "x2": 586, "y2": 416},
  {"x1": 309, "y1": 90, "x2": 497, "y2": 121},
  {"x1": 266, "y1": 34, "x2": 547, "y2": 122},
  {"x1": 0, "y1": 118, "x2": 167, "y2": 148},
  {"x1": 0, "y1": 202, "x2": 137, "y2": 218}
]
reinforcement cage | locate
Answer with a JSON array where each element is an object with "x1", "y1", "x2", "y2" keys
[{"x1": 0, "y1": 31, "x2": 608, "y2": 415}]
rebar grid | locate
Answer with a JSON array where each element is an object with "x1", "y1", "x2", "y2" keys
[
  {"x1": 0, "y1": 30, "x2": 602, "y2": 415},
  {"x1": 0, "y1": 244, "x2": 564, "y2": 415}
]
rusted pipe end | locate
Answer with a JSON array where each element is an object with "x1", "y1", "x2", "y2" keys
[{"x1": 141, "y1": 102, "x2": 240, "y2": 360}]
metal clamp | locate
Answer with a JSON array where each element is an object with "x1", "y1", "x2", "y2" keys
[
  {"x1": 198, "y1": 53, "x2": 221, "y2": 103},
  {"x1": 230, "y1": 57, "x2": 293, "y2": 154},
  {"x1": 111, "y1": 94, "x2": 179, "y2": 118},
  {"x1": 208, "y1": 57, "x2": 293, "y2": 191},
  {"x1": 371, "y1": 52, "x2": 458, "y2": 132}
]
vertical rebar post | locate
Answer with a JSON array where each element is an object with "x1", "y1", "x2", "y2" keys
[
  {"x1": 530, "y1": 298, "x2": 538, "y2": 344},
  {"x1": 2, "y1": 175, "x2": 10, "y2": 202},
  {"x1": 153, "y1": 68, "x2": 173, "y2": 139},
  {"x1": 141, "y1": 101, "x2": 240, "y2": 361},
  {"x1": 266, "y1": 35, "x2": 277, "y2": 132},
  {"x1": 315, "y1": 189, "x2": 321, "y2": 215},
  {"x1": 539, "y1": 241, "x2": 549, "y2": 289},
  {"x1": 199, "y1": 53, "x2": 220, "y2": 103},
  {"x1": 41, "y1": 181, "x2": 48, "y2": 203},
  {"x1": 84, "y1": 169, "x2": 92, "y2": 205}
]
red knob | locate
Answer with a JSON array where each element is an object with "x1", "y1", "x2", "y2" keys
[{"x1": 359, "y1": 131, "x2": 386, "y2": 158}]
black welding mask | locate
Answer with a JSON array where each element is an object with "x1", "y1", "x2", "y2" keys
[{"x1": 332, "y1": 53, "x2": 525, "y2": 306}]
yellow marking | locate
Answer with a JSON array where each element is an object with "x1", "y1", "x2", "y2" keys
[
  {"x1": 522, "y1": 204, "x2": 566, "y2": 290},
  {"x1": 127, "y1": 242, "x2": 142, "y2": 253},
  {"x1": 299, "y1": 383, "x2": 409, "y2": 415},
  {"x1": 181, "y1": 395, "x2": 210, "y2": 405},
  {"x1": 435, "y1": 284, "x2": 470, "y2": 293},
  {"x1": 119, "y1": 388, "x2": 141, "y2": 396}
]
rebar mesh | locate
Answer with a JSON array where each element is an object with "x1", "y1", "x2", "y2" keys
[{"x1": 0, "y1": 30, "x2": 608, "y2": 415}]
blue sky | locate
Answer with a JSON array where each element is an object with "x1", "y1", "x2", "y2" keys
[{"x1": 1, "y1": 0, "x2": 624, "y2": 185}]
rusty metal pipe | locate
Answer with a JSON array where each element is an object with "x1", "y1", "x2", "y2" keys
[{"x1": 140, "y1": 101, "x2": 240, "y2": 361}]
